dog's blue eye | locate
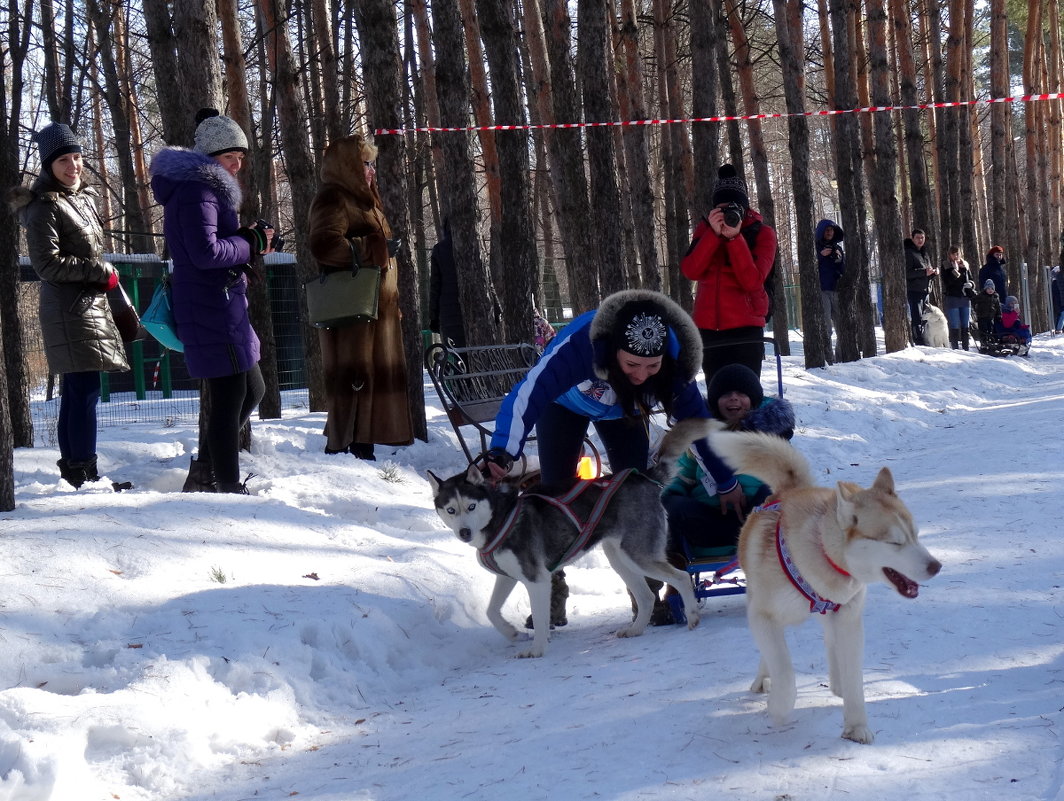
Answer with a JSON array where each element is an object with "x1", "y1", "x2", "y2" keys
[
  {"x1": 446, "y1": 506, "x2": 456, "y2": 515},
  {"x1": 467, "y1": 502, "x2": 476, "y2": 512}
]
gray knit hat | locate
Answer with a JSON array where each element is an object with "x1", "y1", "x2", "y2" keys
[
  {"x1": 33, "y1": 122, "x2": 81, "y2": 169},
  {"x1": 193, "y1": 108, "x2": 248, "y2": 156},
  {"x1": 711, "y1": 163, "x2": 750, "y2": 208}
]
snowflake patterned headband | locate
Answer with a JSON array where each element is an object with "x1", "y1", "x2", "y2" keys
[{"x1": 621, "y1": 311, "x2": 667, "y2": 357}]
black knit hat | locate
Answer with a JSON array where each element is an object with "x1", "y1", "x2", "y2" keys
[
  {"x1": 33, "y1": 122, "x2": 81, "y2": 170},
  {"x1": 707, "y1": 364, "x2": 764, "y2": 418},
  {"x1": 612, "y1": 299, "x2": 669, "y2": 358},
  {"x1": 711, "y1": 164, "x2": 749, "y2": 208}
]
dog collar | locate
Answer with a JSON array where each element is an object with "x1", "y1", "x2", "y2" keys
[{"x1": 761, "y1": 501, "x2": 842, "y2": 615}]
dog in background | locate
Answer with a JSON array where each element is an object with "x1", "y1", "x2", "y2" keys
[
  {"x1": 920, "y1": 302, "x2": 950, "y2": 347},
  {"x1": 707, "y1": 428, "x2": 942, "y2": 743},
  {"x1": 427, "y1": 419, "x2": 707, "y2": 658}
]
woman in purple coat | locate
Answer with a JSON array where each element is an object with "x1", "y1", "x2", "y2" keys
[{"x1": 149, "y1": 109, "x2": 274, "y2": 493}]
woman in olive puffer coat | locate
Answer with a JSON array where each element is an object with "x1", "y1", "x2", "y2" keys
[{"x1": 9, "y1": 122, "x2": 128, "y2": 488}]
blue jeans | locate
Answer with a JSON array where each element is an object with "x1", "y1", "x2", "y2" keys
[
  {"x1": 58, "y1": 372, "x2": 101, "y2": 461},
  {"x1": 944, "y1": 298, "x2": 971, "y2": 329}
]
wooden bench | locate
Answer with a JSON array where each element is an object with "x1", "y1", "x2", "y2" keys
[{"x1": 424, "y1": 341, "x2": 601, "y2": 474}]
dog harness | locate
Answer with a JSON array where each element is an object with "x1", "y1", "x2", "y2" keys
[
  {"x1": 477, "y1": 468, "x2": 637, "y2": 575},
  {"x1": 757, "y1": 500, "x2": 843, "y2": 615}
]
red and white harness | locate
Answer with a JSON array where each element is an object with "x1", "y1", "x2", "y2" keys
[{"x1": 478, "y1": 469, "x2": 637, "y2": 575}]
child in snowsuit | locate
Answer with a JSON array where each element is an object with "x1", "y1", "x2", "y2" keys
[
  {"x1": 996, "y1": 296, "x2": 1032, "y2": 356},
  {"x1": 971, "y1": 279, "x2": 1002, "y2": 342}
]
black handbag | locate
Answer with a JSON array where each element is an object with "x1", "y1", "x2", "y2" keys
[
  {"x1": 107, "y1": 282, "x2": 147, "y2": 344},
  {"x1": 304, "y1": 240, "x2": 381, "y2": 328}
]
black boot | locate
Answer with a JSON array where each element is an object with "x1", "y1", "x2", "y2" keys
[
  {"x1": 182, "y1": 457, "x2": 217, "y2": 492},
  {"x1": 949, "y1": 328, "x2": 960, "y2": 349},
  {"x1": 961, "y1": 328, "x2": 970, "y2": 351},
  {"x1": 57, "y1": 458, "x2": 87, "y2": 489},
  {"x1": 349, "y1": 442, "x2": 376, "y2": 460}
]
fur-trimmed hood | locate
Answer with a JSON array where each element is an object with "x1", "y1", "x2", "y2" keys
[
  {"x1": 588, "y1": 289, "x2": 703, "y2": 382},
  {"x1": 149, "y1": 147, "x2": 242, "y2": 212}
]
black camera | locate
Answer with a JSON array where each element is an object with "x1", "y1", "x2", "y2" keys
[
  {"x1": 721, "y1": 202, "x2": 745, "y2": 228},
  {"x1": 256, "y1": 219, "x2": 285, "y2": 252}
]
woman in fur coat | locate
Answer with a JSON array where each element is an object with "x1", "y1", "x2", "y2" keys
[
  {"x1": 307, "y1": 135, "x2": 413, "y2": 459},
  {"x1": 149, "y1": 109, "x2": 273, "y2": 493},
  {"x1": 11, "y1": 122, "x2": 128, "y2": 489}
]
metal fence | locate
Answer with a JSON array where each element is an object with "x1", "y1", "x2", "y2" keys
[{"x1": 20, "y1": 253, "x2": 310, "y2": 442}]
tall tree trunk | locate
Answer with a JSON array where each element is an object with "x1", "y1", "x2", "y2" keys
[
  {"x1": 457, "y1": 0, "x2": 505, "y2": 303},
  {"x1": 618, "y1": 0, "x2": 661, "y2": 290},
  {"x1": 476, "y1": 0, "x2": 538, "y2": 343},
  {"x1": 689, "y1": 0, "x2": 721, "y2": 211},
  {"x1": 724, "y1": 0, "x2": 787, "y2": 353},
  {"x1": 654, "y1": 0, "x2": 685, "y2": 305},
  {"x1": 85, "y1": 0, "x2": 154, "y2": 255},
  {"x1": 1022, "y1": 0, "x2": 1045, "y2": 327},
  {"x1": 258, "y1": 0, "x2": 326, "y2": 411},
  {"x1": 142, "y1": 0, "x2": 194, "y2": 145},
  {"x1": 537, "y1": 0, "x2": 599, "y2": 313},
  {"x1": 173, "y1": 0, "x2": 223, "y2": 125},
  {"x1": 430, "y1": 0, "x2": 500, "y2": 347},
  {"x1": 890, "y1": 0, "x2": 932, "y2": 254},
  {"x1": 866, "y1": 0, "x2": 908, "y2": 353},
  {"x1": 830, "y1": 0, "x2": 875, "y2": 361},
  {"x1": 0, "y1": 0, "x2": 33, "y2": 454},
  {"x1": 772, "y1": 0, "x2": 821, "y2": 367},
  {"x1": 578, "y1": 0, "x2": 625, "y2": 298},
  {"x1": 356, "y1": 0, "x2": 428, "y2": 440}
]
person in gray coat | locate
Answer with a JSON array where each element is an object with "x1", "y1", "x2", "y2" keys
[{"x1": 10, "y1": 122, "x2": 128, "y2": 488}]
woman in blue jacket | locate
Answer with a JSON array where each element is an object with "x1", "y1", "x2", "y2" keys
[
  {"x1": 150, "y1": 109, "x2": 274, "y2": 493},
  {"x1": 484, "y1": 289, "x2": 741, "y2": 626}
]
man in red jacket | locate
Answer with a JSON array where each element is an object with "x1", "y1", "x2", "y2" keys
[{"x1": 680, "y1": 164, "x2": 778, "y2": 385}]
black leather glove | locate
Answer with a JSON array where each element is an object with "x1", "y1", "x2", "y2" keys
[
  {"x1": 481, "y1": 447, "x2": 514, "y2": 476},
  {"x1": 237, "y1": 226, "x2": 268, "y2": 254}
]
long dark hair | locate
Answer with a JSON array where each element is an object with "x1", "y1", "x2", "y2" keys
[{"x1": 605, "y1": 355, "x2": 678, "y2": 420}]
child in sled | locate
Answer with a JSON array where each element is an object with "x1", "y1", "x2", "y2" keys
[
  {"x1": 995, "y1": 296, "x2": 1032, "y2": 357},
  {"x1": 971, "y1": 279, "x2": 1002, "y2": 351}
]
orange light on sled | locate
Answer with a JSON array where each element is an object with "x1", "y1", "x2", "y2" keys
[{"x1": 577, "y1": 456, "x2": 596, "y2": 479}]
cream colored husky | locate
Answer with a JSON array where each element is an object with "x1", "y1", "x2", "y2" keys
[{"x1": 708, "y1": 428, "x2": 942, "y2": 744}]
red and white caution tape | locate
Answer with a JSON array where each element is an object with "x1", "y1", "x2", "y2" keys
[{"x1": 374, "y1": 91, "x2": 1064, "y2": 136}]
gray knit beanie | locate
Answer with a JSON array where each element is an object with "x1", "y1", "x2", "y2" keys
[
  {"x1": 193, "y1": 108, "x2": 248, "y2": 156},
  {"x1": 34, "y1": 122, "x2": 81, "y2": 169}
]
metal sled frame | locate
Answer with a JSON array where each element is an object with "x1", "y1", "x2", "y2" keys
[{"x1": 424, "y1": 341, "x2": 602, "y2": 476}]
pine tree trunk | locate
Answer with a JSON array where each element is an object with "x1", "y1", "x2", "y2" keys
[
  {"x1": 537, "y1": 0, "x2": 599, "y2": 314},
  {"x1": 258, "y1": 0, "x2": 326, "y2": 411},
  {"x1": 476, "y1": 0, "x2": 538, "y2": 343},
  {"x1": 772, "y1": 0, "x2": 822, "y2": 367},
  {"x1": 429, "y1": 0, "x2": 500, "y2": 348},
  {"x1": 617, "y1": 0, "x2": 661, "y2": 290},
  {"x1": 688, "y1": 0, "x2": 721, "y2": 212},
  {"x1": 866, "y1": 0, "x2": 908, "y2": 353},
  {"x1": 578, "y1": 0, "x2": 625, "y2": 298},
  {"x1": 355, "y1": 0, "x2": 428, "y2": 440}
]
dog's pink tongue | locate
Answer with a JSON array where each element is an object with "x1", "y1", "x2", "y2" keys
[{"x1": 884, "y1": 567, "x2": 919, "y2": 598}]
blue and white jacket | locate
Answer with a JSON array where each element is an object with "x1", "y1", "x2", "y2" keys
[{"x1": 490, "y1": 289, "x2": 738, "y2": 492}]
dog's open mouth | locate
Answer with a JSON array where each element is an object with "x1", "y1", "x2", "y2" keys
[{"x1": 883, "y1": 567, "x2": 919, "y2": 598}]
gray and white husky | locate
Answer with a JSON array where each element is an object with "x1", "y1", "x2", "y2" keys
[{"x1": 427, "y1": 420, "x2": 706, "y2": 658}]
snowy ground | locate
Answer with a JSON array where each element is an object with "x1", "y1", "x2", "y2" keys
[{"x1": 0, "y1": 333, "x2": 1062, "y2": 801}]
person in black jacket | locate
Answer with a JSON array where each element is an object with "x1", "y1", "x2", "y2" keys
[
  {"x1": 815, "y1": 219, "x2": 845, "y2": 362},
  {"x1": 1051, "y1": 266, "x2": 1064, "y2": 334},
  {"x1": 940, "y1": 245, "x2": 978, "y2": 350},
  {"x1": 428, "y1": 219, "x2": 466, "y2": 348},
  {"x1": 904, "y1": 229, "x2": 937, "y2": 345}
]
